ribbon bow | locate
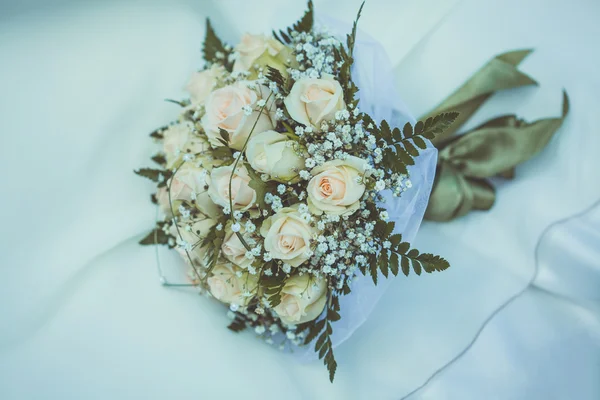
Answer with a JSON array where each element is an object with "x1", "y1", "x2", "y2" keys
[{"x1": 414, "y1": 49, "x2": 569, "y2": 221}]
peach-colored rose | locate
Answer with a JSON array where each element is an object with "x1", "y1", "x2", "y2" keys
[
  {"x1": 260, "y1": 205, "x2": 315, "y2": 267},
  {"x1": 168, "y1": 162, "x2": 220, "y2": 218},
  {"x1": 207, "y1": 164, "x2": 257, "y2": 211},
  {"x1": 201, "y1": 81, "x2": 275, "y2": 150},
  {"x1": 233, "y1": 33, "x2": 285, "y2": 72},
  {"x1": 284, "y1": 74, "x2": 346, "y2": 131},
  {"x1": 245, "y1": 130, "x2": 305, "y2": 182},
  {"x1": 156, "y1": 186, "x2": 173, "y2": 216},
  {"x1": 185, "y1": 64, "x2": 224, "y2": 105},
  {"x1": 274, "y1": 274, "x2": 327, "y2": 324},
  {"x1": 207, "y1": 263, "x2": 258, "y2": 307},
  {"x1": 307, "y1": 156, "x2": 367, "y2": 216},
  {"x1": 162, "y1": 121, "x2": 211, "y2": 168}
]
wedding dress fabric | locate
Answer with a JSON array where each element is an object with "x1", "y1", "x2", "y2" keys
[{"x1": 0, "y1": 0, "x2": 599, "y2": 399}]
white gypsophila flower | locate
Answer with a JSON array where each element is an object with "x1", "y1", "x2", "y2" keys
[
  {"x1": 375, "y1": 180, "x2": 386, "y2": 191},
  {"x1": 233, "y1": 210, "x2": 243, "y2": 220},
  {"x1": 379, "y1": 211, "x2": 389, "y2": 221},
  {"x1": 277, "y1": 184, "x2": 286, "y2": 194},
  {"x1": 282, "y1": 263, "x2": 292, "y2": 274},
  {"x1": 245, "y1": 220, "x2": 256, "y2": 233},
  {"x1": 255, "y1": 325, "x2": 266, "y2": 334},
  {"x1": 251, "y1": 245, "x2": 262, "y2": 256},
  {"x1": 263, "y1": 252, "x2": 273, "y2": 262},
  {"x1": 299, "y1": 170, "x2": 310, "y2": 180}
]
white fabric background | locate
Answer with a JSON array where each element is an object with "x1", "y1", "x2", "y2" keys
[{"x1": 0, "y1": 0, "x2": 599, "y2": 399}]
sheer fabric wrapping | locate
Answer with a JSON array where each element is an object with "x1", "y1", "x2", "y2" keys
[{"x1": 296, "y1": 17, "x2": 438, "y2": 360}]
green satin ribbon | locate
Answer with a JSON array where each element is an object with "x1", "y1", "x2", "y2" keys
[
  {"x1": 422, "y1": 49, "x2": 538, "y2": 147},
  {"x1": 419, "y1": 50, "x2": 569, "y2": 222}
]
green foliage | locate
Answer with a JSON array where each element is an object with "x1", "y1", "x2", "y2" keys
[
  {"x1": 333, "y1": 2, "x2": 364, "y2": 106},
  {"x1": 164, "y1": 98, "x2": 189, "y2": 107},
  {"x1": 217, "y1": 128, "x2": 230, "y2": 147},
  {"x1": 262, "y1": 265, "x2": 287, "y2": 307},
  {"x1": 370, "y1": 234, "x2": 450, "y2": 284},
  {"x1": 151, "y1": 154, "x2": 166, "y2": 167},
  {"x1": 363, "y1": 112, "x2": 459, "y2": 176},
  {"x1": 227, "y1": 315, "x2": 248, "y2": 332},
  {"x1": 203, "y1": 18, "x2": 233, "y2": 70},
  {"x1": 273, "y1": 0, "x2": 314, "y2": 44},
  {"x1": 367, "y1": 220, "x2": 450, "y2": 283},
  {"x1": 199, "y1": 216, "x2": 227, "y2": 273},
  {"x1": 414, "y1": 112, "x2": 460, "y2": 140},
  {"x1": 149, "y1": 125, "x2": 168, "y2": 140},
  {"x1": 211, "y1": 146, "x2": 233, "y2": 160},
  {"x1": 300, "y1": 294, "x2": 339, "y2": 382},
  {"x1": 266, "y1": 66, "x2": 290, "y2": 96},
  {"x1": 134, "y1": 168, "x2": 169, "y2": 184},
  {"x1": 139, "y1": 223, "x2": 171, "y2": 246},
  {"x1": 347, "y1": 1, "x2": 364, "y2": 58}
]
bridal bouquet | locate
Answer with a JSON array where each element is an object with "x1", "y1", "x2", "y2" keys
[{"x1": 137, "y1": 1, "x2": 452, "y2": 381}]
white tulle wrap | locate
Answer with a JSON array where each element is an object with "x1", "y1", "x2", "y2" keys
[{"x1": 296, "y1": 17, "x2": 438, "y2": 360}]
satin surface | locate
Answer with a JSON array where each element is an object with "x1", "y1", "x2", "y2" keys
[{"x1": 0, "y1": 0, "x2": 599, "y2": 399}]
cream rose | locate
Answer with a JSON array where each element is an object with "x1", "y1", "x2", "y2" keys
[
  {"x1": 201, "y1": 81, "x2": 275, "y2": 150},
  {"x1": 207, "y1": 164, "x2": 257, "y2": 211},
  {"x1": 274, "y1": 274, "x2": 327, "y2": 325},
  {"x1": 168, "y1": 162, "x2": 220, "y2": 218},
  {"x1": 307, "y1": 156, "x2": 368, "y2": 216},
  {"x1": 284, "y1": 74, "x2": 346, "y2": 131},
  {"x1": 233, "y1": 33, "x2": 285, "y2": 72},
  {"x1": 245, "y1": 130, "x2": 305, "y2": 182},
  {"x1": 162, "y1": 121, "x2": 211, "y2": 168},
  {"x1": 260, "y1": 205, "x2": 315, "y2": 267},
  {"x1": 185, "y1": 64, "x2": 223, "y2": 105},
  {"x1": 207, "y1": 263, "x2": 258, "y2": 307},
  {"x1": 221, "y1": 224, "x2": 255, "y2": 269},
  {"x1": 156, "y1": 187, "x2": 172, "y2": 216},
  {"x1": 170, "y1": 217, "x2": 216, "y2": 266}
]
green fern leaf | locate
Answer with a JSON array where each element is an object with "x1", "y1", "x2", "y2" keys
[
  {"x1": 203, "y1": 18, "x2": 232, "y2": 69},
  {"x1": 401, "y1": 256, "x2": 410, "y2": 276}
]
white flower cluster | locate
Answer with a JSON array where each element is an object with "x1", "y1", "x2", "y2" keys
[{"x1": 288, "y1": 29, "x2": 341, "y2": 80}]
